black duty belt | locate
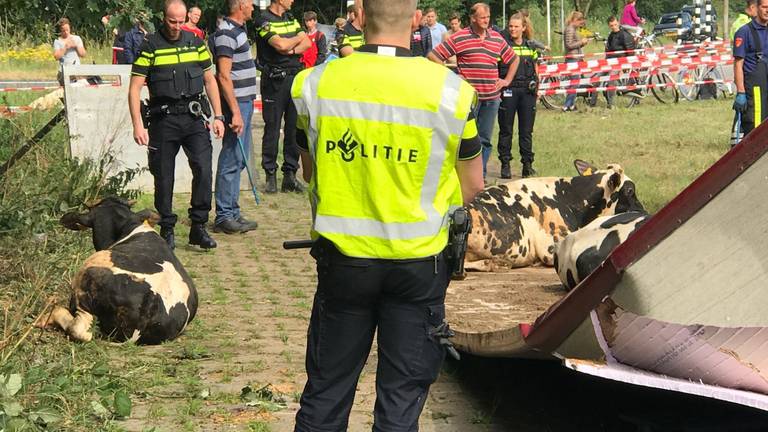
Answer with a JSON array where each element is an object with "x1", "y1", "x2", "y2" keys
[{"x1": 148, "y1": 97, "x2": 204, "y2": 116}]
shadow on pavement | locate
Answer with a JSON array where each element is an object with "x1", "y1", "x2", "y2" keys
[{"x1": 444, "y1": 354, "x2": 768, "y2": 432}]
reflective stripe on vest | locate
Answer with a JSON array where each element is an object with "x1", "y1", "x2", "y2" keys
[
  {"x1": 292, "y1": 53, "x2": 474, "y2": 258},
  {"x1": 342, "y1": 34, "x2": 365, "y2": 49},
  {"x1": 512, "y1": 45, "x2": 539, "y2": 60}
]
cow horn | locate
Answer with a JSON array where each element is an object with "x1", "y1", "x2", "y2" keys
[
  {"x1": 134, "y1": 209, "x2": 160, "y2": 226},
  {"x1": 84, "y1": 198, "x2": 102, "y2": 209}
]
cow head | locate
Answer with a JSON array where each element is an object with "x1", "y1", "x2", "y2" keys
[
  {"x1": 60, "y1": 197, "x2": 159, "y2": 250},
  {"x1": 574, "y1": 160, "x2": 645, "y2": 215}
]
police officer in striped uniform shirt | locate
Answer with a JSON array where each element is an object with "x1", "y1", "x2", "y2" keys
[
  {"x1": 339, "y1": 3, "x2": 365, "y2": 57},
  {"x1": 128, "y1": 0, "x2": 225, "y2": 250},
  {"x1": 254, "y1": 0, "x2": 311, "y2": 193},
  {"x1": 211, "y1": 0, "x2": 260, "y2": 234}
]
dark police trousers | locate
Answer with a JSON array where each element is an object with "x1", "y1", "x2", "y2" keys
[
  {"x1": 147, "y1": 113, "x2": 212, "y2": 229},
  {"x1": 295, "y1": 239, "x2": 451, "y2": 432},
  {"x1": 261, "y1": 71, "x2": 300, "y2": 174},
  {"x1": 743, "y1": 62, "x2": 768, "y2": 135},
  {"x1": 497, "y1": 87, "x2": 536, "y2": 164}
]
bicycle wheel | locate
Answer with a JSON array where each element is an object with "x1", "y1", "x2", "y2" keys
[
  {"x1": 539, "y1": 76, "x2": 567, "y2": 110},
  {"x1": 651, "y1": 71, "x2": 679, "y2": 103},
  {"x1": 677, "y1": 69, "x2": 700, "y2": 101}
]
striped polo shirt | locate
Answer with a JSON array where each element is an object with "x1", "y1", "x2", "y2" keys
[
  {"x1": 432, "y1": 27, "x2": 516, "y2": 100},
  {"x1": 212, "y1": 17, "x2": 257, "y2": 101}
]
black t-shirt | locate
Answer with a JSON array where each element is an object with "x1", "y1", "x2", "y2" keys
[{"x1": 254, "y1": 9, "x2": 303, "y2": 69}]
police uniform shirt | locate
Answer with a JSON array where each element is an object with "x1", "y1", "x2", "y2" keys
[
  {"x1": 254, "y1": 9, "x2": 303, "y2": 69},
  {"x1": 131, "y1": 29, "x2": 212, "y2": 102},
  {"x1": 296, "y1": 44, "x2": 481, "y2": 160},
  {"x1": 498, "y1": 31, "x2": 538, "y2": 86},
  {"x1": 734, "y1": 19, "x2": 768, "y2": 74},
  {"x1": 338, "y1": 21, "x2": 365, "y2": 52}
]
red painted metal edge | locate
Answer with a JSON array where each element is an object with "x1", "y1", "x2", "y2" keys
[{"x1": 521, "y1": 121, "x2": 768, "y2": 354}]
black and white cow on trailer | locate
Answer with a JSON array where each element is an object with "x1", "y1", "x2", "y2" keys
[
  {"x1": 554, "y1": 211, "x2": 650, "y2": 290},
  {"x1": 465, "y1": 160, "x2": 645, "y2": 271},
  {"x1": 37, "y1": 197, "x2": 197, "y2": 344}
]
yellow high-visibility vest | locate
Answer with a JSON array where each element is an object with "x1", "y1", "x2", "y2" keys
[{"x1": 291, "y1": 48, "x2": 478, "y2": 259}]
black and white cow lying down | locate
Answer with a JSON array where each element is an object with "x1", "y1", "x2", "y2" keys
[
  {"x1": 554, "y1": 211, "x2": 650, "y2": 290},
  {"x1": 465, "y1": 160, "x2": 645, "y2": 271},
  {"x1": 36, "y1": 197, "x2": 197, "y2": 344}
]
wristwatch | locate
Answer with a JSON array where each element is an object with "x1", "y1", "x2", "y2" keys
[{"x1": 214, "y1": 115, "x2": 225, "y2": 122}]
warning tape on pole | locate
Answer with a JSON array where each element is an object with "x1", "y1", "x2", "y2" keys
[
  {"x1": 538, "y1": 53, "x2": 733, "y2": 78},
  {"x1": 537, "y1": 78, "x2": 730, "y2": 95},
  {"x1": 540, "y1": 39, "x2": 729, "y2": 61},
  {"x1": 538, "y1": 58, "x2": 732, "y2": 90}
]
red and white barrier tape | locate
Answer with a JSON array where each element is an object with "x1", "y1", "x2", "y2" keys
[
  {"x1": 540, "y1": 39, "x2": 729, "y2": 61},
  {"x1": 539, "y1": 53, "x2": 732, "y2": 78},
  {"x1": 537, "y1": 78, "x2": 729, "y2": 95},
  {"x1": 0, "y1": 82, "x2": 120, "y2": 93},
  {"x1": 539, "y1": 58, "x2": 732, "y2": 90}
]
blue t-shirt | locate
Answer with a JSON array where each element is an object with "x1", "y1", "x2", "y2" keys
[{"x1": 733, "y1": 20, "x2": 768, "y2": 74}]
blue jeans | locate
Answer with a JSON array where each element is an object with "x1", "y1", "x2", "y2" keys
[
  {"x1": 215, "y1": 99, "x2": 254, "y2": 225},
  {"x1": 473, "y1": 98, "x2": 501, "y2": 178},
  {"x1": 563, "y1": 57, "x2": 580, "y2": 109}
]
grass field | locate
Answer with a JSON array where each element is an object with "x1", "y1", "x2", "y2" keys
[{"x1": 0, "y1": 93, "x2": 736, "y2": 430}]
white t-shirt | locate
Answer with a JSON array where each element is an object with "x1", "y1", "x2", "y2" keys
[
  {"x1": 429, "y1": 23, "x2": 448, "y2": 46},
  {"x1": 53, "y1": 35, "x2": 83, "y2": 66}
]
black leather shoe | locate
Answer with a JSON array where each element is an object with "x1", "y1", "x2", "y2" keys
[
  {"x1": 281, "y1": 171, "x2": 306, "y2": 193},
  {"x1": 500, "y1": 162, "x2": 512, "y2": 179},
  {"x1": 213, "y1": 219, "x2": 246, "y2": 234},
  {"x1": 522, "y1": 162, "x2": 537, "y2": 178},
  {"x1": 189, "y1": 224, "x2": 217, "y2": 249},
  {"x1": 160, "y1": 227, "x2": 175, "y2": 250},
  {"x1": 237, "y1": 216, "x2": 258, "y2": 232},
  {"x1": 265, "y1": 170, "x2": 277, "y2": 194}
]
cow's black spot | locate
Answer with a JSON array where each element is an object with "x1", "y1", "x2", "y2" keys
[
  {"x1": 110, "y1": 232, "x2": 176, "y2": 273},
  {"x1": 514, "y1": 194, "x2": 523, "y2": 201},
  {"x1": 575, "y1": 230, "x2": 621, "y2": 283},
  {"x1": 611, "y1": 181, "x2": 645, "y2": 214},
  {"x1": 566, "y1": 269, "x2": 577, "y2": 289},
  {"x1": 469, "y1": 185, "x2": 531, "y2": 255},
  {"x1": 528, "y1": 174, "x2": 610, "y2": 231},
  {"x1": 599, "y1": 211, "x2": 647, "y2": 229},
  {"x1": 547, "y1": 245, "x2": 555, "y2": 255},
  {"x1": 521, "y1": 184, "x2": 528, "y2": 193}
]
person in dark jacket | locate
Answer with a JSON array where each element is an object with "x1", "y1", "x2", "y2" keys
[
  {"x1": 410, "y1": 9, "x2": 432, "y2": 56},
  {"x1": 123, "y1": 20, "x2": 149, "y2": 64},
  {"x1": 594, "y1": 16, "x2": 637, "y2": 107}
]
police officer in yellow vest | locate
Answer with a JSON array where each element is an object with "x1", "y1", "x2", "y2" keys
[
  {"x1": 254, "y1": 0, "x2": 311, "y2": 193},
  {"x1": 128, "y1": 0, "x2": 225, "y2": 250},
  {"x1": 290, "y1": 0, "x2": 484, "y2": 429}
]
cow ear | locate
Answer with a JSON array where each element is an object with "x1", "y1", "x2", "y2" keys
[
  {"x1": 60, "y1": 212, "x2": 92, "y2": 231},
  {"x1": 574, "y1": 159, "x2": 598, "y2": 176},
  {"x1": 134, "y1": 209, "x2": 160, "y2": 226}
]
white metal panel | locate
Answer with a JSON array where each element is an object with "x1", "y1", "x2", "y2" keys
[{"x1": 63, "y1": 64, "x2": 255, "y2": 194}]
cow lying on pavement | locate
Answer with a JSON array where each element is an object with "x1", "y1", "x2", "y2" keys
[
  {"x1": 36, "y1": 197, "x2": 198, "y2": 344},
  {"x1": 554, "y1": 211, "x2": 650, "y2": 290},
  {"x1": 464, "y1": 160, "x2": 645, "y2": 271}
]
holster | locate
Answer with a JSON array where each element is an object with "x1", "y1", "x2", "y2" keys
[
  {"x1": 140, "y1": 100, "x2": 150, "y2": 128},
  {"x1": 446, "y1": 207, "x2": 472, "y2": 279}
]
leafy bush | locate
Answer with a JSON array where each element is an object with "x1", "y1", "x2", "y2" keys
[{"x1": 0, "y1": 108, "x2": 144, "y2": 430}]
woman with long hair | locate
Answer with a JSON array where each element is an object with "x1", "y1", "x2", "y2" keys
[
  {"x1": 497, "y1": 13, "x2": 544, "y2": 178},
  {"x1": 562, "y1": 11, "x2": 591, "y2": 111}
]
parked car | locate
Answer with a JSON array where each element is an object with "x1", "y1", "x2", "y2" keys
[
  {"x1": 653, "y1": 11, "x2": 693, "y2": 37},
  {"x1": 652, "y1": 4, "x2": 718, "y2": 40}
]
